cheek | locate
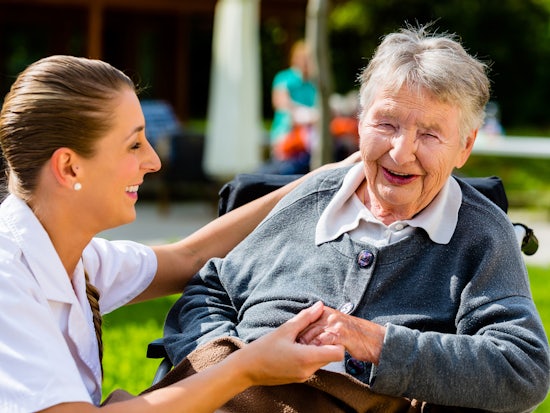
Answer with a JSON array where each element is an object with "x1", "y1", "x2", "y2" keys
[
  {"x1": 359, "y1": 129, "x2": 387, "y2": 161},
  {"x1": 118, "y1": 157, "x2": 140, "y2": 176}
]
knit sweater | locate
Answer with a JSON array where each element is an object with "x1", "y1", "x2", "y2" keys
[{"x1": 164, "y1": 166, "x2": 550, "y2": 412}]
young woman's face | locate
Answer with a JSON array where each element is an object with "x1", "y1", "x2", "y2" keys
[{"x1": 79, "y1": 89, "x2": 161, "y2": 232}]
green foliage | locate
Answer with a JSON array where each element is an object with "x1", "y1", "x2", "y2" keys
[
  {"x1": 327, "y1": 0, "x2": 550, "y2": 131},
  {"x1": 526, "y1": 266, "x2": 550, "y2": 412},
  {"x1": 101, "y1": 295, "x2": 178, "y2": 400},
  {"x1": 458, "y1": 153, "x2": 550, "y2": 209}
]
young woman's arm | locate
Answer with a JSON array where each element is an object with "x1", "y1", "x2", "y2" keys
[
  {"x1": 39, "y1": 302, "x2": 344, "y2": 413},
  {"x1": 139, "y1": 152, "x2": 361, "y2": 301}
]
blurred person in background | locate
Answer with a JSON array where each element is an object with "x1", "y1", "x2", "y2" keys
[{"x1": 260, "y1": 40, "x2": 319, "y2": 175}]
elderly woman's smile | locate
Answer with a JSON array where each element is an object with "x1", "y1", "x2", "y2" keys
[{"x1": 358, "y1": 86, "x2": 476, "y2": 224}]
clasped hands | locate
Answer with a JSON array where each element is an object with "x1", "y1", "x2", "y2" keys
[{"x1": 298, "y1": 301, "x2": 386, "y2": 365}]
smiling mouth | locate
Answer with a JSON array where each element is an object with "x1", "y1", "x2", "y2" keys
[
  {"x1": 382, "y1": 167, "x2": 416, "y2": 184},
  {"x1": 385, "y1": 167, "x2": 413, "y2": 178},
  {"x1": 126, "y1": 185, "x2": 139, "y2": 193}
]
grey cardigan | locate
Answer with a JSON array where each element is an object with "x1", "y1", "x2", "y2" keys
[{"x1": 164, "y1": 166, "x2": 550, "y2": 412}]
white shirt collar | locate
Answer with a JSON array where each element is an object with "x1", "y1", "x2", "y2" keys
[{"x1": 315, "y1": 163, "x2": 462, "y2": 245}]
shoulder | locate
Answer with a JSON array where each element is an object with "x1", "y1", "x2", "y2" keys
[
  {"x1": 268, "y1": 166, "x2": 350, "y2": 217},
  {"x1": 452, "y1": 177, "x2": 523, "y2": 268},
  {"x1": 455, "y1": 176, "x2": 513, "y2": 232},
  {"x1": 83, "y1": 238, "x2": 156, "y2": 312},
  {"x1": 273, "y1": 68, "x2": 300, "y2": 87}
]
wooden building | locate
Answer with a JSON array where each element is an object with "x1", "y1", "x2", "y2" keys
[{"x1": 0, "y1": 0, "x2": 309, "y2": 121}]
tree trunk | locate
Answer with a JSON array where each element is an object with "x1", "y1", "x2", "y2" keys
[{"x1": 306, "y1": 0, "x2": 333, "y2": 169}]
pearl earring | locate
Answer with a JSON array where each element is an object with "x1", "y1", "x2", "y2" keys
[{"x1": 74, "y1": 182, "x2": 82, "y2": 191}]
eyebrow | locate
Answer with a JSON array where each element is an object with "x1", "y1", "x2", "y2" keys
[{"x1": 124, "y1": 125, "x2": 145, "y2": 140}]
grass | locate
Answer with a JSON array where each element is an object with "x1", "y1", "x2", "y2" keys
[
  {"x1": 101, "y1": 265, "x2": 550, "y2": 410},
  {"x1": 101, "y1": 295, "x2": 178, "y2": 398},
  {"x1": 458, "y1": 154, "x2": 550, "y2": 210}
]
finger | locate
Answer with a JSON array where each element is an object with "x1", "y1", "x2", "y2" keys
[
  {"x1": 297, "y1": 325, "x2": 327, "y2": 344},
  {"x1": 312, "y1": 330, "x2": 341, "y2": 346},
  {"x1": 280, "y1": 301, "x2": 324, "y2": 336},
  {"x1": 303, "y1": 342, "x2": 346, "y2": 364}
]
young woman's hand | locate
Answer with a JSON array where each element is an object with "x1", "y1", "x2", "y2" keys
[{"x1": 236, "y1": 301, "x2": 345, "y2": 387}]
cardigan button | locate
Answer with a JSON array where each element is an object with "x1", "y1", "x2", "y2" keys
[
  {"x1": 346, "y1": 357, "x2": 366, "y2": 376},
  {"x1": 357, "y1": 250, "x2": 374, "y2": 268},
  {"x1": 339, "y1": 302, "x2": 354, "y2": 314}
]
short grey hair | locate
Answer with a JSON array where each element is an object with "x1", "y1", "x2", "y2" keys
[{"x1": 358, "y1": 24, "x2": 490, "y2": 143}]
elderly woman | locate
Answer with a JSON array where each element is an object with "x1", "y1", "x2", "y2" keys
[{"x1": 164, "y1": 26, "x2": 550, "y2": 412}]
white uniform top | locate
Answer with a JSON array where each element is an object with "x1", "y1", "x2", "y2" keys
[{"x1": 0, "y1": 195, "x2": 157, "y2": 412}]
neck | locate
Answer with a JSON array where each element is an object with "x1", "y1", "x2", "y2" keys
[
  {"x1": 30, "y1": 197, "x2": 92, "y2": 277},
  {"x1": 359, "y1": 180, "x2": 414, "y2": 225}
]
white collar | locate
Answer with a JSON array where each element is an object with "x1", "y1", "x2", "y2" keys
[
  {"x1": 0, "y1": 194, "x2": 77, "y2": 303},
  {"x1": 315, "y1": 163, "x2": 462, "y2": 245}
]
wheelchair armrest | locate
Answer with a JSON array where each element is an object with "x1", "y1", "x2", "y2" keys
[
  {"x1": 147, "y1": 337, "x2": 168, "y2": 359},
  {"x1": 147, "y1": 337, "x2": 174, "y2": 385}
]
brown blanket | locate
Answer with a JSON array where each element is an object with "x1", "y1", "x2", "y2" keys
[{"x1": 105, "y1": 337, "x2": 474, "y2": 412}]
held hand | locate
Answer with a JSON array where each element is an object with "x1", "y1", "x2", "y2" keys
[
  {"x1": 297, "y1": 305, "x2": 386, "y2": 365},
  {"x1": 242, "y1": 301, "x2": 344, "y2": 386}
]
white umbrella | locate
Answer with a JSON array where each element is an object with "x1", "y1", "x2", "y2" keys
[{"x1": 203, "y1": 0, "x2": 262, "y2": 180}]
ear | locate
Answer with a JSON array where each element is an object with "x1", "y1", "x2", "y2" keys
[
  {"x1": 455, "y1": 129, "x2": 477, "y2": 169},
  {"x1": 50, "y1": 148, "x2": 80, "y2": 189}
]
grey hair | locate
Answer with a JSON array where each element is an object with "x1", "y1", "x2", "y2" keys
[{"x1": 358, "y1": 24, "x2": 490, "y2": 143}]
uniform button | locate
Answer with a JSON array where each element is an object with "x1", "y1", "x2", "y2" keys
[
  {"x1": 357, "y1": 250, "x2": 374, "y2": 268},
  {"x1": 346, "y1": 357, "x2": 366, "y2": 375},
  {"x1": 339, "y1": 302, "x2": 354, "y2": 314},
  {"x1": 395, "y1": 223, "x2": 404, "y2": 231}
]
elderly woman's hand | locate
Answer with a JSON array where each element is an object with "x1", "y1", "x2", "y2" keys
[{"x1": 297, "y1": 305, "x2": 386, "y2": 365}]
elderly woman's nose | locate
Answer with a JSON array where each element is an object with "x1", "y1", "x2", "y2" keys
[{"x1": 389, "y1": 133, "x2": 417, "y2": 164}]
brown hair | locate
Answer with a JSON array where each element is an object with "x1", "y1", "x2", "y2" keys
[{"x1": 0, "y1": 55, "x2": 136, "y2": 201}]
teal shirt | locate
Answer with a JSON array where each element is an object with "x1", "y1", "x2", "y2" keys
[{"x1": 270, "y1": 67, "x2": 317, "y2": 143}]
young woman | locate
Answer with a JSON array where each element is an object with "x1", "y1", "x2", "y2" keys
[{"x1": 0, "y1": 55, "x2": 349, "y2": 413}]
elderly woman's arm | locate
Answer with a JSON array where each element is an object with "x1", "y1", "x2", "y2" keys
[{"x1": 299, "y1": 246, "x2": 550, "y2": 412}]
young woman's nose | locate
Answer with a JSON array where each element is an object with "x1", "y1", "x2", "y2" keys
[
  {"x1": 143, "y1": 140, "x2": 162, "y2": 173},
  {"x1": 389, "y1": 131, "x2": 417, "y2": 165}
]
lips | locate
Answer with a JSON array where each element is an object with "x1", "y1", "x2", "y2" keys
[{"x1": 382, "y1": 167, "x2": 417, "y2": 185}]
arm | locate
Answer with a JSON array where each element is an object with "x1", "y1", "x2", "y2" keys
[
  {"x1": 162, "y1": 258, "x2": 238, "y2": 365},
  {"x1": 272, "y1": 86, "x2": 292, "y2": 113},
  {"x1": 39, "y1": 302, "x2": 344, "y2": 413},
  {"x1": 299, "y1": 254, "x2": 550, "y2": 411},
  {"x1": 135, "y1": 152, "x2": 361, "y2": 301}
]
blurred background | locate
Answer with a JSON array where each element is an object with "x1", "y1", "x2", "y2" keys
[
  {"x1": 1, "y1": 0, "x2": 549, "y2": 205},
  {"x1": 2, "y1": 1, "x2": 550, "y2": 408}
]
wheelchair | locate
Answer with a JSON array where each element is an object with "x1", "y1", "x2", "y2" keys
[{"x1": 147, "y1": 172, "x2": 539, "y2": 385}]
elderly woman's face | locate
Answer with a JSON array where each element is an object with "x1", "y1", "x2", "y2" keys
[{"x1": 358, "y1": 86, "x2": 475, "y2": 221}]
